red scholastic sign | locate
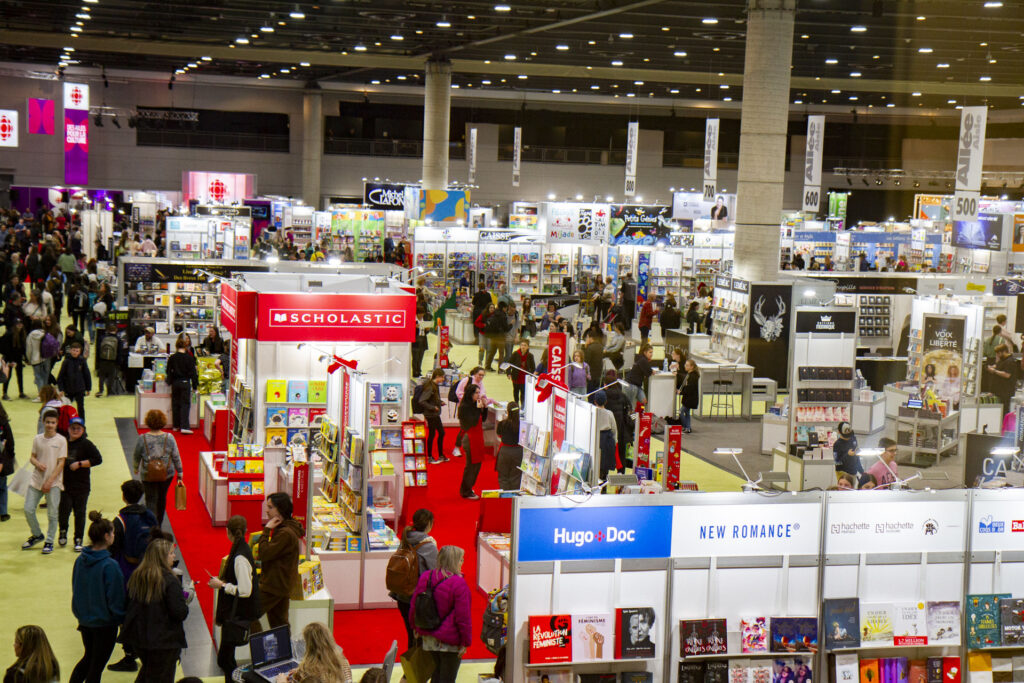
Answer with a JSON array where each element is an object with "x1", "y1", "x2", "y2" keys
[
  {"x1": 256, "y1": 292, "x2": 416, "y2": 343},
  {"x1": 439, "y1": 325, "x2": 450, "y2": 368},
  {"x1": 220, "y1": 283, "x2": 257, "y2": 339},
  {"x1": 637, "y1": 412, "x2": 653, "y2": 468},
  {"x1": 551, "y1": 388, "x2": 568, "y2": 453},
  {"x1": 548, "y1": 332, "x2": 567, "y2": 383},
  {"x1": 666, "y1": 425, "x2": 683, "y2": 490}
]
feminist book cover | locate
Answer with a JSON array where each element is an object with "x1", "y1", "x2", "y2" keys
[
  {"x1": 616, "y1": 608, "x2": 657, "y2": 660},
  {"x1": 824, "y1": 598, "x2": 861, "y2": 649},
  {"x1": 571, "y1": 614, "x2": 613, "y2": 662},
  {"x1": 528, "y1": 615, "x2": 572, "y2": 664}
]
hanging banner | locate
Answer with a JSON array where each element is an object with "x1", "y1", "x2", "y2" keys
[
  {"x1": 703, "y1": 118, "x2": 719, "y2": 200},
  {"x1": 920, "y1": 314, "x2": 965, "y2": 408},
  {"x1": 748, "y1": 284, "x2": 792, "y2": 389},
  {"x1": 363, "y1": 182, "x2": 408, "y2": 210},
  {"x1": 952, "y1": 105, "x2": 987, "y2": 221},
  {"x1": 802, "y1": 115, "x2": 825, "y2": 213},
  {"x1": 512, "y1": 126, "x2": 522, "y2": 188},
  {"x1": 63, "y1": 82, "x2": 89, "y2": 111},
  {"x1": 606, "y1": 247, "x2": 620, "y2": 289},
  {"x1": 637, "y1": 412, "x2": 652, "y2": 468},
  {"x1": 27, "y1": 98, "x2": 55, "y2": 135},
  {"x1": 1013, "y1": 215, "x2": 1024, "y2": 253},
  {"x1": 439, "y1": 325, "x2": 450, "y2": 368},
  {"x1": 63, "y1": 109, "x2": 88, "y2": 185},
  {"x1": 0, "y1": 110, "x2": 17, "y2": 148},
  {"x1": 419, "y1": 190, "x2": 469, "y2": 223},
  {"x1": 548, "y1": 331, "x2": 567, "y2": 383},
  {"x1": 624, "y1": 121, "x2": 638, "y2": 197},
  {"x1": 953, "y1": 212, "x2": 1002, "y2": 252},
  {"x1": 636, "y1": 251, "x2": 651, "y2": 306},
  {"x1": 467, "y1": 127, "x2": 478, "y2": 185},
  {"x1": 608, "y1": 205, "x2": 672, "y2": 246},
  {"x1": 665, "y1": 425, "x2": 683, "y2": 490}
]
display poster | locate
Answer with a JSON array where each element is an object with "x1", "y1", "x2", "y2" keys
[
  {"x1": 63, "y1": 108, "x2": 88, "y2": 185},
  {"x1": 952, "y1": 212, "x2": 1002, "y2": 251},
  {"x1": 512, "y1": 126, "x2": 522, "y2": 187},
  {"x1": 292, "y1": 461, "x2": 309, "y2": 528},
  {"x1": 802, "y1": 115, "x2": 825, "y2": 212},
  {"x1": 747, "y1": 284, "x2": 792, "y2": 389},
  {"x1": 608, "y1": 204, "x2": 672, "y2": 246},
  {"x1": 970, "y1": 492, "x2": 1024, "y2": 552},
  {"x1": 637, "y1": 412, "x2": 652, "y2": 467},
  {"x1": 509, "y1": 202, "x2": 539, "y2": 231},
  {"x1": 827, "y1": 191, "x2": 849, "y2": 224},
  {"x1": 606, "y1": 247, "x2": 620, "y2": 289},
  {"x1": 27, "y1": 98, "x2": 54, "y2": 135},
  {"x1": 545, "y1": 202, "x2": 609, "y2": 244},
  {"x1": 438, "y1": 325, "x2": 450, "y2": 368},
  {"x1": 183, "y1": 171, "x2": 257, "y2": 205},
  {"x1": 672, "y1": 191, "x2": 736, "y2": 223},
  {"x1": 665, "y1": 425, "x2": 682, "y2": 490},
  {"x1": 1011, "y1": 215, "x2": 1024, "y2": 253},
  {"x1": 920, "y1": 314, "x2": 965, "y2": 408},
  {"x1": 624, "y1": 121, "x2": 638, "y2": 197},
  {"x1": 340, "y1": 370, "x2": 350, "y2": 436},
  {"x1": 467, "y1": 127, "x2": 478, "y2": 185},
  {"x1": 548, "y1": 331, "x2": 567, "y2": 383},
  {"x1": 419, "y1": 190, "x2": 469, "y2": 223},
  {"x1": 670, "y1": 502, "x2": 822, "y2": 558},
  {"x1": 703, "y1": 118, "x2": 719, "y2": 200},
  {"x1": 219, "y1": 283, "x2": 258, "y2": 339},
  {"x1": 125, "y1": 261, "x2": 267, "y2": 285},
  {"x1": 952, "y1": 105, "x2": 987, "y2": 221},
  {"x1": 363, "y1": 182, "x2": 407, "y2": 210},
  {"x1": 63, "y1": 82, "x2": 89, "y2": 112},
  {"x1": 517, "y1": 505, "x2": 674, "y2": 562},
  {"x1": 636, "y1": 251, "x2": 650, "y2": 306},
  {"x1": 825, "y1": 496, "x2": 967, "y2": 554},
  {"x1": 551, "y1": 389, "x2": 567, "y2": 453},
  {"x1": 794, "y1": 310, "x2": 857, "y2": 334},
  {"x1": 256, "y1": 292, "x2": 417, "y2": 343},
  {"x1": 0, "y1": 110, "x2": 17, "y2": 148}
]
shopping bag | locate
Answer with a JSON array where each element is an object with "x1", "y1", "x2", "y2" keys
[
  {"x1": 175, "y1": 482, "x2": 187, "y2": 511},
  {"x1": 8, "y1": 464, "x2": 31, "y2": 498},
  {"x1": 399, "y1": 645, "x2": 436, "y2": 683}
]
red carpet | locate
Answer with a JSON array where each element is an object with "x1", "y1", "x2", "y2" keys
[{"x1": 153, "y1": 423, "x2": 500, "y2": 665}]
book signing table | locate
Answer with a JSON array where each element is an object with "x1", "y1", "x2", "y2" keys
[{"x1": 506, "y1": 489, "x2": 1024, "y2": 683}]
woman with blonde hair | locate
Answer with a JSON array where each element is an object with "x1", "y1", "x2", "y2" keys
[
  {"x1": 122, "y1": 538, "x2": 189, "y2": 683},
  {"x1": 3, "y1": 625, "x2": 59, "y2": 683},
  {"x1": 409, "y1": 545, "x2": 473, "y2": 683},
  {"x1": 280, "y1": 622, "x2": 352, "y2": 683}
]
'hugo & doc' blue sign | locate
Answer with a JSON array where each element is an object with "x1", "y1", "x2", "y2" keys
[{"x1": 516, "y1": 506, "x2": 673, "y2": 562}]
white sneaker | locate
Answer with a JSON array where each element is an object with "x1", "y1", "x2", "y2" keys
[
  {"x1": 452, "y1": 446, "x2": 463, "y2": 457},
  {"x1": 180, "y1": 429, "x2": 193, "y2": 435},
  {"x1": 30, "y1": 397, "x2": 41, "y2": 403}
]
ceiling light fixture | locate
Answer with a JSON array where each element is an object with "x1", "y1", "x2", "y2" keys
[
  {"x1": 300, "y1": 61, "x2": 310, "y2": 67},
  {"x1": 917, "y1": 15, "x2": 926, "y2": 20},
  {"x1": 75, "y1": 13, "x2": 90, "y2": 19},
  {"x1": 504, "y1": 54, "x2": 516, "y2": 60},
  {"x1": 674, "y1": 51, "x2": 687, "y2": 57},
  {"x1": 494, "y1": 4, "x2": 511, "y2": 11},
  {"x1": 984, "y1": 1, "x2": 1003, "y2": 6},
  {"x1": 390, "y1": 33, "x2": 404, "y2": 40},
  {"x1": 611, "y1": 60, "x2": 623, "y2": 66},
  {"x1": 436, "y1": 17, "x2": 451, "y2": 27},
  {"x1": 937, "y1": 63, "x2": 950, "y2": 68},
  {"x1": 980, "y1": 75, "x2": 992, "y2": 81},
  {"x1": 918, "y1": 47, "x2": 932, "y2": 53},
  {"x1": 260, "y1": 25, "x2": 275, "y2": 32},
  {"x1": 702, "y1": 18, "x2": 718, "y2": 24},
  {"x1": 69, "y1": 26, "x2": 83, "y2": 32},
  {"x1": 619, "y1": 33, "x2": 633, "y2": 38},
  {"x1": 850, "y1": 25, "x2": 867, "y2": 32},
  {"x1": 517, "y1": 74, "x2": 527, "y2": 79},
  {"x1": 201, "y1": 56, "x2": 212, "y2": 61},
  {"x1": 825, "y1": 58, "x2": 838, "y2": 64},
  {"x1": 354, "y1": 44, "x2": 367, "y2": 51},
  {"x1": 235, "y1": 37, "x2": 249, "y2": 44},
  {"x1": 556, "y1": 44, "x2": 569, "y2": 50},
  {"x1": 912, "y1": 91, "x2": 922, "y2": 96},
  {"x1": 850, "y1": 71, "x2": 861, "y2": 77},
  {"x1": 290, "y1": 6, "x2": 305, "y2": 19}
]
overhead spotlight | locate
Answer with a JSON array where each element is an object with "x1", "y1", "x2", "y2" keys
[
  {"x1": 111, "y1": 115, "x2": 120, "y2": 129},
  {"x1": 913, "y1": 181, "x2": 920, "y2": 188},
  {"x1": 893, "y1": 178, "x2": 900, "y2": 186},
  {"x1": 93, "y1": 113, "x2": 103, "y2": 127},
  {"x1": 861, "y1": 177, "x2": 869, "y2": 187},
  {"x1": 846, "y1": 176, "x2": 853, "y2": 186},
  {"x1": 874, "y1": 177, "x2": 883, "y2": 186}
]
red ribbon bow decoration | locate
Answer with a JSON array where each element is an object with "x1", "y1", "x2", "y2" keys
[
  {"x1": 534, "y1": 372, "x2": 568, "y2": 403},
  {"x1": 326, "y1": 357, "x2": 358, "y2": 375}
]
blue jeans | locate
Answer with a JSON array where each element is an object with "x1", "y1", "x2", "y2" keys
[
  {"x1": 24, "y1": 485, "x2": 60, "y2": 542},
  {"x1": 0, "y1": 474, "x2": 7, "y2": 515},
  {"x1": 679, "y1": 405, "x2": 692, "y2": 431},
  {"x1": 32, "y1": 360, "x2": 50, "y2": 393}
]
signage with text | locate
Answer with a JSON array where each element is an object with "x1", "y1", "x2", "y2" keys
[
  {"x1": 517, "y1": 505, "x2": 673, "y2": 562},
  {"x1": 512, "y1": 126, "x2": 522, "y2": 187},
  {"x1": 64, "y1": 108, "x2": 88, "y2": 185},
  {"x1": 971, "y1": 493, "x2": 1024, "y2": 552},
  {"x1": 703, "y1": 118, "x2": 719, "y2": 200},
  {"x1": 802, "y1": 115, "x2": 825, "y2": 212},
  {"x1": 794, "y1": 310, "x2": 857, "y2": 334},
  {"x1": 825, "y1": 497, "x2": 966, "y2": 554},
  {"x1": 256, "y1": 292, "x2": 416, "y2": 343},
  {"x1": 624, "y1": 121, "x2": 638, "y2": 197},
  {"x1": 953, "y1": 105, "x2": 987, "y2": 221},
  {"x1": 953, "y1": 212, "x2": 1002, "y2": 252},
  {"x1": 364, "y1": 182, "x2": 408, "y2": 210},
  {"x1": 671, "y1": 502, "x2": 821, "y2": 557},
  {"x1": 551, "y1": 390, "x2": 567, "y2": 454}
]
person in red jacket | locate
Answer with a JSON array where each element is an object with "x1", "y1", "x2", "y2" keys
[
  {"x1": 638, "y1": 296, "x2": 657, "y2": 345},
  {"x1": 507, "y1": 339, "x2": 535, "y2": 406},
  {"x1": 409, "y1": 545, "x2": 472, "y2": 683}
]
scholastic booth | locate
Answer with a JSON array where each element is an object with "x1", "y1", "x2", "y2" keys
[{"x1": 200, "y1": 272, "x2": 417, "y2": 611}]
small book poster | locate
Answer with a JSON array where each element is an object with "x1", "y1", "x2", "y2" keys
[
  {"x1": 967, "y1": 594, "x2": 1010, "y2": 649},
  {"x1": 526, "y1": 671, "x2": 571, "y2": 683},
  {"x1": 835, "y1": 654, "x2": 859, "y2": 683},
  {"x1": 730, "y1": 659, "x2": 752, "y2": 683},
  {"x1": 770, "y1": 617, "x2": 818, "y2": 653},
  {"x1": 382, "y1": 383, "x2": 403, "y2": 402},
  {"x1": 679, "y1": 662, "x2": 706, "y2": 683},
  {"x1": 571, "y1": 614, "x2": 613, "y2": 661},
  {"x1": 860, "y1": 603, "x2": 895, "y2": 644},
  {"x1": 369, "y1": 405, "x2": 382, "y2": 426},
  {"x1": 528, "y1": 615, "x2": 572, "y2": 664},
  {"x1": 287, "y1": 380, "x2": 308, "y2": 403},
  {"x1": 621, "y1": 673, "x2": 653, "y2": 683},
  {"x1": 287, "y1": 428, "x2": 308, "y2": 446},
  {"x1": 860, "y1": 659, "x2": 881, "y2": 683},
  {"x1": 383, "y1": 406, "x2": 401, "y2": 424},
  {"x1": 893, "y1": 603, "x2": 928, "y2": 646},
  {"x1": 266, "y1": 406, "x2": 287, "y2": 427},
  {"x1": 308, "y1": 380, "x2": 327, "y2": 403},
  {"x1": 265, "y1": 428, "x2": 287, "y2": 448},
  {"x1": 368, "y1": 383, "x2": 383, "y2": 403},
  {"x1": 266, "y1": 379, "x2": 287, "y2": 403},
  {"x1": 927, "y1": 601, "x2": 961, "y2": 645},
  {"x1": 907, "y1": 660, "x2": 927, "y2": 683},
  {"x1": 308, "y1": 408, "x2": 327, "y2": 429},
  {"x1": 615, "y1": 608, "x2": 656, "y2": 660},
  {"x1": 742, "y1": 617, "x2": 769, "y2": 653},
  {"x1": 287, "y1": 408, "x2": 308, "y2": 427},
  {"x1": 824, "y1": 598, "x2": 861, "y2": 649},
  {"x1": 706, "y1": 661, "x2": 729, "y2": 683},
  {"x1": 1000, "y1": 598, "x2": 1024, "y2": 646}
]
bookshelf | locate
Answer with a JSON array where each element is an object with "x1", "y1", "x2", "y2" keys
[
  {"x1": 518, "y1": 421, "x2": 551, "y2": 496},
  {"x1": 225, "y1": 443, "x2": 265, "y2": 500},
  {"x1": 542, "y1": 252, "x2": 570, "y2": 294},
  {"x1": 480, "y1": 245, "x2": 510, "y2": 291},
  {"x1": 709, "y1": 277, "x2": 750, "y2": 360},
  {"x1": 126, "y1": 281, "x2": 219, "y2": 338},
  {"x1": 510, "y1": 245, "x2": 541, "y2": 302},
  {"x1": 401, "y1": 421, "x2": 428, "y2": 488}
]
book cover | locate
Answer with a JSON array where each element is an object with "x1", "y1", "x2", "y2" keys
[
  {"x1": 772, "y1": 659, "x2": 795, "y2": 683},
  {"x1": 730, "y1": 660, "x2": 751, "y2": 683},
  {"x1": 927, "y1": 602, "x2": 961, "y2": 645},
  {"x1": 968, "y1": 594, "x2": 1010, "y2": 649},
  {"x1": 621, "y1": 673, "x2": 653, "y2": 683},
  {"x1": 615, "y1": 608, "x2": 656, "y2": 660},
  {"x1": 380, "y1": 428, "x2": 401, "y2": 449},
  {"x1": 861, "y1": 660, "x2": 881, "y2": 683},
  {"x1": 287, "y1": 380, "x2": 308, "y2": 403},
  {"x1": 266, "y1": 379, "x2": 287, "y2": 403},
  {"x1": 909, "y1": 660, "x2": 928, "y2": 683},
  {"x1": 308, "y1": 408, "x2": 327, "y2": 429},
  {"x1": 368, "y1": 383, "x2": 382, "y2": 403},
  {"x1": 680, "y1": 620, "x2": 704, "y2": 657},
  {"x1": 382, "y1": 383, "x2": 403, "y2": 402},
  {"x1": 383, "y1": 406, "x2": 401, "y2": 424},
  {"x1": 893, "y1": 603, "x2": 929, "y2": 646},
  {"x1": 707, "y1": 661, "x2": 729, "y2": 683},
  {"x1": 287, "y1": 428, "x2": 308, "y2": 447},
  {"x1": 679, "y1": 663, "x2": 706, "y2": 683},
  {"x1": 266, "y1": 406, "x2": 287, "y2": 427},
  {"x1": 968, "y1": 653, "x2": 994, "y2": 683},
  {"x1": 793, "y1": 657, "x2": 814, "y2": 683},
  {"x1": 528, "y1": 615, "x2": 572, "y2": 664},
  {"x1": 882, "y1": 658, "x2": 909, "y2": 683},
  {"x1": 742, "y1": 617, "x2": 769, "y2": 653},
  {"x1": 751, "y1": 663, "x2": 773, "y2": 683},
  {"x1": 287, "y1": 408, "x2": 308, "y2": 427},
  {"x1": 825, "y1": 598, "x2": 862, "y2": 649},
  {"x1": 265, "y1": 428, "x2": 286, "y2": 448},
  {"x1": 578, "y1": 675, "x2": 617, "y2": 683},
  {"x1": 526, "y1": 670, "x2": 571, "y2": 683},
  {"x1": 927, "y1": 659, "x2": 943, "y2": 683},
  {"x1": 771, "y1": 617, "x2": 818, "y2": 653},
  {"x1": 1000, "y1": 599, "x2": 1024, "y2": 646},
  {"x1": 308, "y1": 380, "x2": 327, "y2": 403},
  {"x1": 369, "y1": 405, "x2": 382, "y2": 426},
  {"x1": 836, "y1": 655, "x2": 859, "y2": 683},
  {"x1": 861, "y1": 604, "x2": 895, "y2": 644},
  {"x1": 943, "y1": 657, "x2": 962, "y2": 683}
]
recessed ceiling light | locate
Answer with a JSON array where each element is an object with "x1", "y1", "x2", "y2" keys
[
  {"x1": 590, "y1": 85, "x2": 599, "y2": 89},
  {"x1": 723, "y1": 97, "x2": 732, "y2": 101},
  {"x1": 75, "y1": 21, "x2": 84, "y2": 26},
  {"x1": 299, "y1": 61, "x2": 309, "y2": 66},
  {"x1": 260, "y1": 26, "x2": 274, "y2": 32},
  {"x1": 626, "y1": 93, "x2": 635, "y2": 97},
  {"x1": 279, "y1": 68, "x2": 289, "y2": 73},
  {"x1": 794, "y1": 99, "x2": 802, "y2": 104},
  {"x1": 720, "y1": 84, "x2": 729, "y2": 89},
  {"x1": 467, "y1": 15, "x2": 476, "y2": 19},
  {"x1": 850, "y1": 25, "x2": 867, "y2": 32},
  {"x1": 481, "y1": 80, "x2": 491, "y2": 85},
  {"x1": 984, "y1": 1, "x2": 1003, "y2": 6},
  {"x1": 825, "y1": 58, "x2": 838, "y2": 64},
  {"x1": 849, "y1": 96, "x2": 858, "y2": 100},
  {"x1": 674, "y1": 51, "x2": 687, "y2": 57},
  {"x1": 801, "y1": 34, "x2": 810, "y2": 39},
  {"x1": 556, "y1": 44, "x2": 569, "y2": 50},
  {"x1": 917, "y1": 15, "x2": 926, "y2": 20},
  {"x1": 354, "y1": 44, "x2": 367, "y2": 51},
  {"x1": 980, "y1": 42, "x2": 988, "y2": 47},
  {"x1": 415, "y1": 30, "x2": 422, "y2": 34},
  {"x1": 937, "y1": 63, "x2": 950, "y2": 68},
  {"x1": 290, "y1": 12, "x2": 304, "y2": 19},
  {"x1": 912, "y1": 92, "x2": 921, "y2": 96},
  {"x1": 494, "y1": 4, "x2": 511, "y2": 11},
  {"x1": 989, "y1": 58, "x2": 997, "y2": 64},
  {"x1": 947, "y1": 99, "x2": 956, "y2": 104},
  {"x1": 611, "y1": 60, "x2": 623, "y2": 66},
  {"x1": 75, "y1": 13, "x2": 90, "y2": 19},
  {"x1": 831, "y1": 89, "x2": 841, "y2": 94},
  {"x1": 619, "y1": 33, "x2": 633, "y2": 39},
  {"x1": 517, "y1": 74, "x2": 527, "y2": 79},
  {"x1": 670, "y1": 89, "x2": 679, "y2": 94},
  {"x1": 588, "y1": 40, "x2": 596, "y2": 45},
  {"x1": 850, "y1": 72, "x2": 861, "y2": 77},
  {"x1": 980, "y1": 75, "x2": 992, "y2": 81},
  {"x1": 634, "y1": 80, "x2": 644, "y2": 85},
  {"x1": 82, "y1": 0, "x2": 96, "y2": 3},
  {"x1": 188, "y1": 62, "x2": 198, "y2": 67},
  {"x1": 371, "y1": 80, "x2": 380, "y2": 84},
  {"x1": 886, "y1": 103, "x2": 895, "y2": 107},
  {"x1": 661, "y1": 26, "x2": 669, "y2": 31},
  {"x1": 69, "y1": 26, "x2": 82, "y2": 32},
  {"x1": 504, "y1": 54, "x2": 516, "y2": 60},
  {"x1": 552, "y1": 89, "x2": 560, "y2": 94},
  {"x1": 702, "y1": 18, "x2": 718, "y2": 24},
  {"x1": 918, "y1": 47, "x2": 932, "y2": 53},
  {"x1": 530, "y1": 51, "x2": 537, "y2": 56},
  {"x1": 436, "y1": 18, "x2": 451, "y2": 27},
  {"x1": 201, "y1": 56, "x2": 212, "y2": 61},
  {"x1": 695, "y1": 87, "x2": 701, "y2": 92},
  {"x1": 64, "y1": 46, "x2": 75, "y2": 51},
  {"x1": 390, "y1": 34, "x2": 404, "y2": 40},
  {"x1": 251, "y1": 33, "x2": 258, "y2": 38}
]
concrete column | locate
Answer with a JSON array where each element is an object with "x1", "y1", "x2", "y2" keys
[
  {"x1": 301, "y1": 89, "x2": 323, "y2": 207},
  {"x1": 422, "y1": 58, "x2": 452, "y2": 190},
  {"x1": 733, "y1": 0, "x2": 796, "y2": 281}
]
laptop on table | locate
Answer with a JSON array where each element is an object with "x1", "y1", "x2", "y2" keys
[{"x1": 249, "y1": 625, "x2": 300, "y2": 682}]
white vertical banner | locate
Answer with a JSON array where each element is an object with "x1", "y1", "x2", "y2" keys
[
  {"x1": 624, "y1": 120, "x2": 639, "y2": 197},
  {"x1": 953, "y1": 105, "x2": 988, "y2": 221},
  {"x1": 0, "y1": 110, "x2": 18, "y2": 148},
  {"x1": 62, "y1": 83, "x2": 90, "y2": 111},
  {"x1": 467, "y1": 127, "x2": 478, "y2": 185},
  {"x1": 512, "y1": 126, "x2": 522, "y2": 187},
  {"x1": 802, "y1": 114, "x2": 825, "y2": 212},
  {"x1": 702, "y1": 118, "x2": 720, "y2": 200}
]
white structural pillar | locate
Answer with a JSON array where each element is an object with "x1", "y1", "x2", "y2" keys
[
  {"x1": 422, "y1": 58, "x2": 453, "y2": 191},
  {"x1": 301, "y1": 89, "x2": 323, "y2": 207},
  {"x1": 733, "y1": 0, "x2": 796, "y2": 281}
]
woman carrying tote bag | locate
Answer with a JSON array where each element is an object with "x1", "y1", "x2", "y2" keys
[{"x1": 132, "y1": 410, "x2": 183, "y2": 527}]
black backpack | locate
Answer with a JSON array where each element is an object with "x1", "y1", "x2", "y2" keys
[
  {"x1": 411, "y1": 381, "x2": 426, "y2": 414},
  {"x1": 484, "y1": 312, "x2": 506, "y2": 335},
  {"x1": 448, "y1": 377, "x2": 462, "y2": 403},
  {"x1": 413, "y1": 572, "x2": 452, "y2": 631}
]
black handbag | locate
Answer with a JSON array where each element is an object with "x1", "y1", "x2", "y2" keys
[{"x1": 221, "y1": 594, "x2": 251, "y2": 645}]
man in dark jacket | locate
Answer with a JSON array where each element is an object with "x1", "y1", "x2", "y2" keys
[
  {"x1": 57, "y1": 340, "x2": 91, "y2": 418},
  {"x1": 95, "y1": 320, "x2": 123, "y2": 397},
  {"x1": 166, "y1": 337, "x2": 198, "y2": 434},
  {"x1": 471, "y1": 282, "x2": 492, "y2": 329},
  {"x1": 58, "y1": 417, "x2": 102, "y2": 551},
  {"x1": 603, "y1": 372, "x2": 632, "y2": 472},
  {"x1": 484, "y1": 301, "x2": 510, "y2": 371},
  {"x1": 624, "y1": 344, "x2": 655, "y2": 410},
  {"x1": 583, "y1": 334, "x2": 605, "y2": 394}
]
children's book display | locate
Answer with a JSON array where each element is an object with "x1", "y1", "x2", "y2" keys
[
  {"x1": 401, "y1": 421, "x2": 428, "y2": 487},
  {"x1": 224, "y1": 443, "x2": 265, "y2": 499},
  {"x1": 230, "y1": 378, "x2": 254, "y2": 443},
  {"x1": 519, "y1": 422, "x2": 551, "y2": 496},
  {"x1": 264, "y1": 379, "x2": 327, "y2": 456},
  {"x1": 527, "y1": 608, "x2": 658, "y2": 667},
  {"x1": 967, "y1": 594, "x2": 1015, "y2": 649}
]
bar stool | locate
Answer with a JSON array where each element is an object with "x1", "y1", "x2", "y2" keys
[{"x1": 709, "y1": 364, "x2": 738, "y2": 418}]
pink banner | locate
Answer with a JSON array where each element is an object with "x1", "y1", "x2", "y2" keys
[
  {"x1": 64, "y1": 109, "x2": 88, "y2": 185},
  {"x1": 28, "y1": 98, "x2": 55, "y2": 135}
]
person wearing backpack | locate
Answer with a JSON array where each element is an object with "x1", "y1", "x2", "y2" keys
[
  {"x1": 94, "y1": 320, "x2": 121, "y2": 398},
  {"x1": 387, "y1": 509, "x2": 438, "y2": 650},
  {"x1": 418, "y1": 370, "x2": 447, "y2": 465},
  {"x1": 132, "y1": 410, "x2": 183, "y2": 527},
  {"x1": 409, "y1": 545, "x2": 472, "y2": 683}
]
